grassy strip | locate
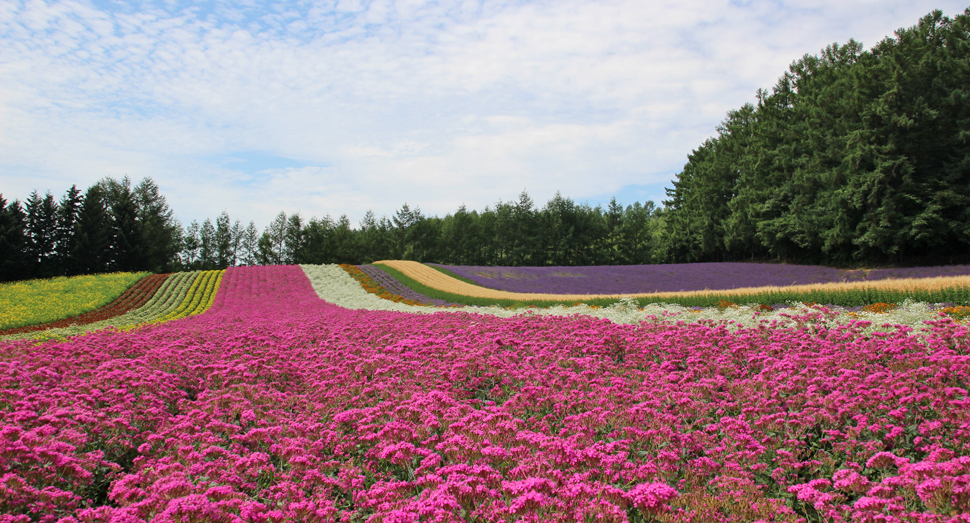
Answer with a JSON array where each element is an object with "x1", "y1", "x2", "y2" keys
[
  {"x1": 426, "y1": 264, "x2": 487, "y2": 287},
  {"x1": 371, "y1": 264, "x2": 623, "y2": 308},
  {"x1": 0, "y1": 272, "x2": 150, "y2": 329},
  {"x1": 374, "y1": 263, "x2": 970, "y2": 309}
]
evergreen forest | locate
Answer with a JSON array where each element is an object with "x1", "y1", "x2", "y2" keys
[
  {"x1": 2, "y1": 8, "x2": 969, "y2": 281},
  {"x1": 660, "y1": 9, "x2": 970, "y2": 266}
]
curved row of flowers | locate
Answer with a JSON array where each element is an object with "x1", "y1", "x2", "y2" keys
[
  {"x1": 1, "y1": 270, "x2": 225, "y2": 341},
  {"x1": 5, "y1": 263, "x2": 968, "y2": 341},
  {"x1": 306, "y1": 264, "x2": 967, "y2": 336},
  {"x1": 0, "y1": 273, "x2": 169, "y2": 336},
  {"x1": 0, "y1": 272, "x2": 149, "y2": 331},
  {"x1": 2, "y1": 264, "x2": 969, "y2": 521}
]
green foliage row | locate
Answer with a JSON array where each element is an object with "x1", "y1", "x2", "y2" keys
[
  {"x1": 373, "y1": 263, "x2": 970, "y2": 309},
  {"x1": 630, "y1": 285, "x2": 970, "y2": 309},
  {"x1": 251, "y1": 194, "x2": 660, "y2": 268},
  {"x1": 659, "y1": 9, "x2": 970, "y2": 267}
]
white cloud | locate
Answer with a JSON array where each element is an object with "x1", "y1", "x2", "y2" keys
[{"x1": 2, "y1": 0, "x2": 967, "y2": 227}]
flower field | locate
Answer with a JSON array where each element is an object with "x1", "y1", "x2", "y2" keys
[
  {"x1": 355, "y1": 265, "x2": 460, "y2": 307},
  {"x1": 0, "y1": 272, "x2": 149, "y2": 330},
  {"x1": 0, "y1": 274, "x2": 170, "y2": 337},
  {"x1": 378, "y1": 261, "x2": 970, "y2": 308},
  {"x1": 2, "y1": 265, "x2": 970, "y2": 522},
  {"x1": 433, "y1": 263, "x2": 970, "y2": 295},
  {"x1": 1, "y1": 270, "x2": 225, "y2": 341}
]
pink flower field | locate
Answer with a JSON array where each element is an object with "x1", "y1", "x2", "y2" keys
[{"x1": 2, "y1": 266, "x2": 970, "y2": 522}]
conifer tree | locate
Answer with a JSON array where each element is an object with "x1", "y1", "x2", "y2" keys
[{"x1": 72, "y1": 185, "x2": 111, "y2": 274}]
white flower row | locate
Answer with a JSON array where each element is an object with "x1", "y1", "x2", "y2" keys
[{"x1": 300, "y1": 264, "x2": 959, "y2": 333}]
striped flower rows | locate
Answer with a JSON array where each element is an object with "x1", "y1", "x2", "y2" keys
[
  {"x1": 339, "y1": 264, "x2": 431, "y2": 307},
  {"x1": 0, "y1": 272, "x2": 148, "y2": 330},
  {"x1": 0, "y1": 274, "x2": 169, "y2": 336},
  {"x1": 1, "y1": 270, "x2": 225, "y2": 340}
]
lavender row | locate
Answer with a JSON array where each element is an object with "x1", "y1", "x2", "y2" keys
[
  {"x1": 432, "y1": 262, "x2": 970, "y2": 295},
  {"x1": 357, "y1": 264, "x2": 460, "y2": 306}
]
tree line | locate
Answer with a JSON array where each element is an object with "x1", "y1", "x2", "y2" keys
[
  {"x1": 1, "y1": 178, "x2": 661, "y2": 281},
  {"x1": 657, "y1": 9, "x2": 970, "y2": 267},
  {"x1": 247, "y1": 191, "x2": 659, "y2": 268},
  {"x1": 1, "y1": 177, "x2": 182, "y2": 282}
]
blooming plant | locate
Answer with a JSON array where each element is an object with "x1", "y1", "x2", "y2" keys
[
  {"x1": 0, "y1": 272, "x2": 148, "y2": 330},
  {"x1": 0, "y1": 274, "x2": 169, "y2": 336},
  {"x1": 2, "y1": 265, "x2": 970, "y2": 522},
  {"x1": 434, "y1": 263, "x2": 970, "y2": 295},
  {"x1": 1, "y1": 271, "x2": 225, "y2": 341},
  {"x1": 356, "y1": 265, "x2": 461, "y2": 307},
  {"x1": 340, "y1": 264, "x2": 431, "y2": 307}
]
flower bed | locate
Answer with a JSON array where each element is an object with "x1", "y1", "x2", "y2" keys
[
  {"x1": 2, "y1": 265, "x2": 969, "y2": 522},
  {"x1": 0, "y1": 272, "x2": 149, "y2": 330},
  {"x1": 0, "y1": 274, "x2": 170, "y2": 336},
  {"x1": 433, "y1": 262, "x2": 970, "y2": 295},
  {"x1": 357, "y1": 264, "x2": 461, "y2": 307},
  {"x1": 340, "y1": 264, "x2": 430, "y2": 306},
  {"x1": 2, "y1": 271, "x2": 225, "y2": 341}
]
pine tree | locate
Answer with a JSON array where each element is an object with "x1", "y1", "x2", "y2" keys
[
  {"x1": 134, "y1": 177, "x2": 181, "y2": 272},
  {"x1": 0, "y1": 196, "x2": 28, "y2": 282},
  {"x1": 181, "y1": 221, "x2": 201, "y2": 269},
  {"x1": 199, "y1": 218, "x2": 216, "y2": 269},
  {"x1": 73, "y1": 185, "x2": 111, "y2": 274},
  {"x1": 56, "y1": 186, "x2": 82, "y2": 275},
  {"x1": 108, "y1": 180, "x2": 143, "y2": 272},
  {"x1": 241, "y1": 221, "x2": 259, "y2": 266},
  {"x1": 23, "y1": 191, "x2": 60, "y2": 278},
  {"x1": 215, "y1": 211, "x2": 232, "y2": 268}
]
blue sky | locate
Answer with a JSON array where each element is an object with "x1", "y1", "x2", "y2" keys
[{"x1": 2, "y1": 0, "x2": 967, "y2": 229}]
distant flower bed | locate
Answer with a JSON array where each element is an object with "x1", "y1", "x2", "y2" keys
[
  {"x1": 0, "y1": 273, "x2": 169, "y2": 336},
  {"x1": 433, "y1": 262, "x2": 970, "y2": 295},
  {"x1": 356, "y1": 265, "x2": 461, "y2": 306},
  {"x1": 1, "y1": 270, "x2": 225, "y2": 341},
  {"x1": 0, "y1": 271, "x2": 149, "y2": 330}
]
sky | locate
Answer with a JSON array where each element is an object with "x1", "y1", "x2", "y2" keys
[{"x1": 2, "y1": 0, "x2": 967, "y2": 229}]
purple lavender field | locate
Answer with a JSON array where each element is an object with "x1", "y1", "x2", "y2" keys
[{"x1": 431, "y1": 262, "x2": 970, "y2": 294}]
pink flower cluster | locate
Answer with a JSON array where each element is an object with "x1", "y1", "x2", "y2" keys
[{"x1": 1, "y1": 265, "x2": 970, "y2": 522}]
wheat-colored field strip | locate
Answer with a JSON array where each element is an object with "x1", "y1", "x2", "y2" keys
[{"x1": 374, "y1": 260, "x2": 970, "y2": 301}]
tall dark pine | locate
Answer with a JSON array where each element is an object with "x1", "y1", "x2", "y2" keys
[
  {"x1": 0, "y1": 196, "x2": 28, "y2": 282},
  {"x1": 109, "y1": 182, "x2": 143, "y2": 272},
  {"x1": 56, "y1": 185, "x2": 82, "y2": 275},
  {"x1": 134, "y1": 178, "x2": 181, "y2": 272},
  {"x1": 215, "y1": 211, "x2": 232, "y2": 268},
  {"x1": 72, "y1": 185, "x2": 112, "y2": 274},
  {"x1": 23, "y1": 191, "x2": 60, "y2": 279}
]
